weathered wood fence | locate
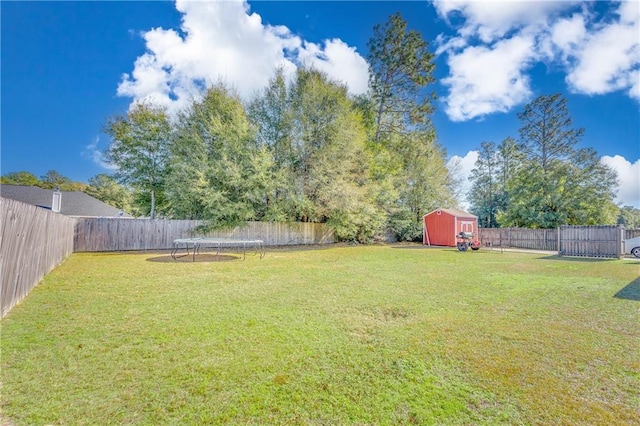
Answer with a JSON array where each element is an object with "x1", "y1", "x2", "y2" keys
[
  {"x1": 2, "y1": 205, "x2": 333, "y2": 317},
  {"x1": 626, "y1": 228, "x2": 640, "y2": 240},
  {"x1": 479, "y1": 226, "x2": 628, "y2": 258},
  {"x1": 558, "y1": 225, "x2": 623, "y2": 259},
  {"x1": 478, "y1": 228, "x2": 558, "y2": 251},
  {"x1": 1, "y1": 198, "x2": 76, "y2": 317},
  {"x1": 74, "y1": 218, "x2": 334, "y2": 252},
  {"x1": 3, "y1": 200, "x2": 635, "y2": 318}
]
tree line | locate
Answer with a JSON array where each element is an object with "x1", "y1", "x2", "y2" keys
[
  {"x1": 467, "y1": 93, "x2": 634, "y2": 229},
  {"x1": 99, "y1": 13, "x2": 454, "y2": 242},
  {"x1": 3, "y1": 14, "x2": 638, "y2": 235},
  {"x1": 3, "y1": 14, "x2": 453, "y2": 242}
]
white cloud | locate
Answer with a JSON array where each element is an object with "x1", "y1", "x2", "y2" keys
[
  {"x1": 295, "y1": 38, "x2": 370, "y2": 95},
  {"x1": 560, "y1": 2, "x2": 640, "y2": 100},
  {"x1": 434, "y1": 0, "x2": 573, "y2": 43},
  {"x1": 447, "y1": 150, "x2": 478, "y2": 210},
  {"x1": 117, "y1": 0, "x2": 368, "y2": 113},
  {"x1": 83, "y1": 137, "x2": 117, "y2": 171},
  {"x1": 434, "y1": 1, "x2": 640, "y2": 120},
  {"x1": 549, "y1": 12, "x2": 587, "y2": 60},
  {"x1": 441, "y1": 35, "x2": 535, "y2": 121},
  {"x1": 601, "y1": 155, "x2": 640, "y2": 208}
]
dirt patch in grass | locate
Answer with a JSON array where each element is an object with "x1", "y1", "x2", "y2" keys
[{"x1": 146, "y1": 253, "x2": 239, "y2": 262}]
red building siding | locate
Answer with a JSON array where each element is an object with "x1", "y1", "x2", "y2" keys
[{"x1": 423, "y1": 209, "x2": 478, "y2": 247}]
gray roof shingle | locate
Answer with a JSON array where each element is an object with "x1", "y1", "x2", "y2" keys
[{"x1": 0, "y1": 185, "x2": 131, "y2": 218}]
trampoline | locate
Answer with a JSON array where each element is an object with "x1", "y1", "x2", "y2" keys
[{"x1": 171, "y1": 237, "x2": 265, "y2": 261}]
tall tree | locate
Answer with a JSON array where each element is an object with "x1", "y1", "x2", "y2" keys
[
  {"x1": 366, "y1": 13, "x2": 453, "y2": 240},
  {"x1": 367, "y1": 12, "x2": 436, "y2": 143},
  {"x1": 288, "y1": 68, "x2": 384, "y2": 241},
  {"x1": 500, "y1": 94, "x2": 618, "y2": 228},
  {"x1": 497, "y1": 136, "x2": 521, "y2": 196},
  {"x1": 247, "y1": 68, "x2": 296, "y2": 221},
  {"x1": 85, "y1": 174, "x2": 133, "y2": 214},
  {"x1": 388, "y1": 129, "x2": 455, "y2": 239},
  {"x1": 468, "y1": 141, "x2": 501, "y2": 228},
  {"x1": 167, "y1": 83, "x2": 272, "y2": 228},
  {"x1": 40, "y1": 170, "x2": 69, "y2": 189},
  {"x1": 468, "y1": 137, "x2": 523, "y2": 228},
  {"x1": 104, "y1": 103, "x2": 171, "y2": 219},
  {"x1": 248, "y1": 67, "x2": 294, "y2": 169},
  {"x1": 516, "y1": 94, "x2": 583, "y2": 172},
  {"x1": 618, "y1": 206, "x2": 640, "y2": 229}
]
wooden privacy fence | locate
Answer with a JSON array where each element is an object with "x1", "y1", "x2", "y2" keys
[
  {"x1": 479, "y1": 226, "x2": 626, "y2": 258},
  {"x1": 1, "y1": 198, "x2": 76, "y2": 317},
  {"x1": 478, "y1": 228, "x2": 558, "y2": 251},
  {"x1": 559, "y1": 225, "x2": 623, "y2": 259},
  {"x1": 74, "y1": 218, "x2": 334, "y2": 252},
  {"x1": 626, "y1": 229, "x2": 640, "y2": 240}
]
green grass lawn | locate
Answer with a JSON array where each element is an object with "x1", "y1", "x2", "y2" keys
[{"x1": 1, "y1": 245, "x2": 639, "y2": 425}]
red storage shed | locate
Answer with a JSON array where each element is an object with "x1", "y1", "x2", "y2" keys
[{"x1": 423, "y1": 208, "x2": 478, "y2": 247}]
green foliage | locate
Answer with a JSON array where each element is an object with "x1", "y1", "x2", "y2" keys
[
  {"x1": 368, "y1": 12, "x2": 436, "y2": 142},
  {"x1": 85, "y1": 174, "x2": 133, "y2": 213},
  {"x1": 247, "y1": 68, "x2": 298, "y2": 222},
  {"x1": 498, "y1": 94, "x2": 618, "y2": 228},
  {"x1": 1, "y1": 171, "x2": 41, "y2": 186},
  {"x1": 248, "y1": 68, "x2": 387, "y2": 242},
  {"x1": 105, "y1": 103, "x2": 172, "y2": 219},
  {"x1": 2, "y1": 170, "x2": 87, "y2": 191},
  {"x1": 468, "y1": 141, "x2": 501, "y2": 227},
  {"x1": 392, "y1": 130, "x2": 456, "y2": 225},
  {"x1": 40, "y1": 169, "x2": 72, "y2": 189},
  {"x1": 517, "y1": 94, "x2": 583, "y2": 171},
  {"x1": 167, "y1": 84, "x2": 269, "y2": 229},
  {"x1": 82, "y1": 15, "x2": 456, "y2": 241},
  {"x1": 618, "y1": 206, "x2": 640, "y2": 229},
  {"x1": 387, "y1": 209, "x2": 423, "y2": 241},
  {"x1": 468, "y1": 138, "x2": 522, "y2": 228},
  {"x1": 365, "y1": 13, "x2": 454, "y2": 240},
  {"x1": 290, "y1": 68, "x2": 386, "y2": 241}
]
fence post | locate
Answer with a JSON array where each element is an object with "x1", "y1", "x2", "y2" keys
[
  {"x1": 617, "y1": 225, "x2": 624, "y2": 259},
  {"x1": 557, "y1": 226, "x2": 562, "y2": 256}
]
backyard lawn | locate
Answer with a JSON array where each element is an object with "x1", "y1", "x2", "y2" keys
[{"x1": 1, "y1": 245, "x2": 639, "y2": 425}]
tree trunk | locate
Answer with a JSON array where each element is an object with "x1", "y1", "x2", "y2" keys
[{"x1": 150, "y1": 189, "x2": 156, "y2": 220}]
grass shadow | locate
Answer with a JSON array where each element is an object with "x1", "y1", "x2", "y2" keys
[{"x1": 614, "y1": 278, "x2": 640, "y2": 301}]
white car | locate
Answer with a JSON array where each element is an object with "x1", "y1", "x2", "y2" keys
[{"x1": 624, "y1": 236, "x2": 640, "y2": 258}]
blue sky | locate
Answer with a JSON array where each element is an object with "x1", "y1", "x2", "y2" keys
[{"x1": 2, "y1": 0, "x2": 639, "y2": 207}]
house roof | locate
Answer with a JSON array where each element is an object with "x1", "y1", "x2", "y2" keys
[
  {"x1": 0, "y1": 184, "x2": 131, "y2": 218},
  {"x1": 423, "y1": 208, "x2": 477, "y2": 219}
]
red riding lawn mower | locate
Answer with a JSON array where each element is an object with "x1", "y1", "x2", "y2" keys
[{"x1": 456, "y1": 231, "x2": 481, "y2": 252}]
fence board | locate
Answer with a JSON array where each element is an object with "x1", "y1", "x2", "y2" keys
[
  {"x1": 625, "y1": 229, "x2": 640, "y2": 240},
  {"x1": 480, "y1": 226, "x2": 625, "y2": 258},
  {"x1": 74, "y1": 219, "x2": 334, "y2": 252},
  {"x1": 478, "y1": 228, "x2": 557, "y2": 251},
  {"x1": 559, "y1": 225, "x2": 623, "y2": 259},
  {"x1": 1, "y1": 197, "x2": 76, "y2": 317}
]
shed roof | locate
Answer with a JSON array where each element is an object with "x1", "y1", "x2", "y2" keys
[
  {"x1": 423, "y1": 208, "x2": 477, "y2": 219},
  {"x1": 0, "y1": 184, "x2": 131, "y2": 218}
]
